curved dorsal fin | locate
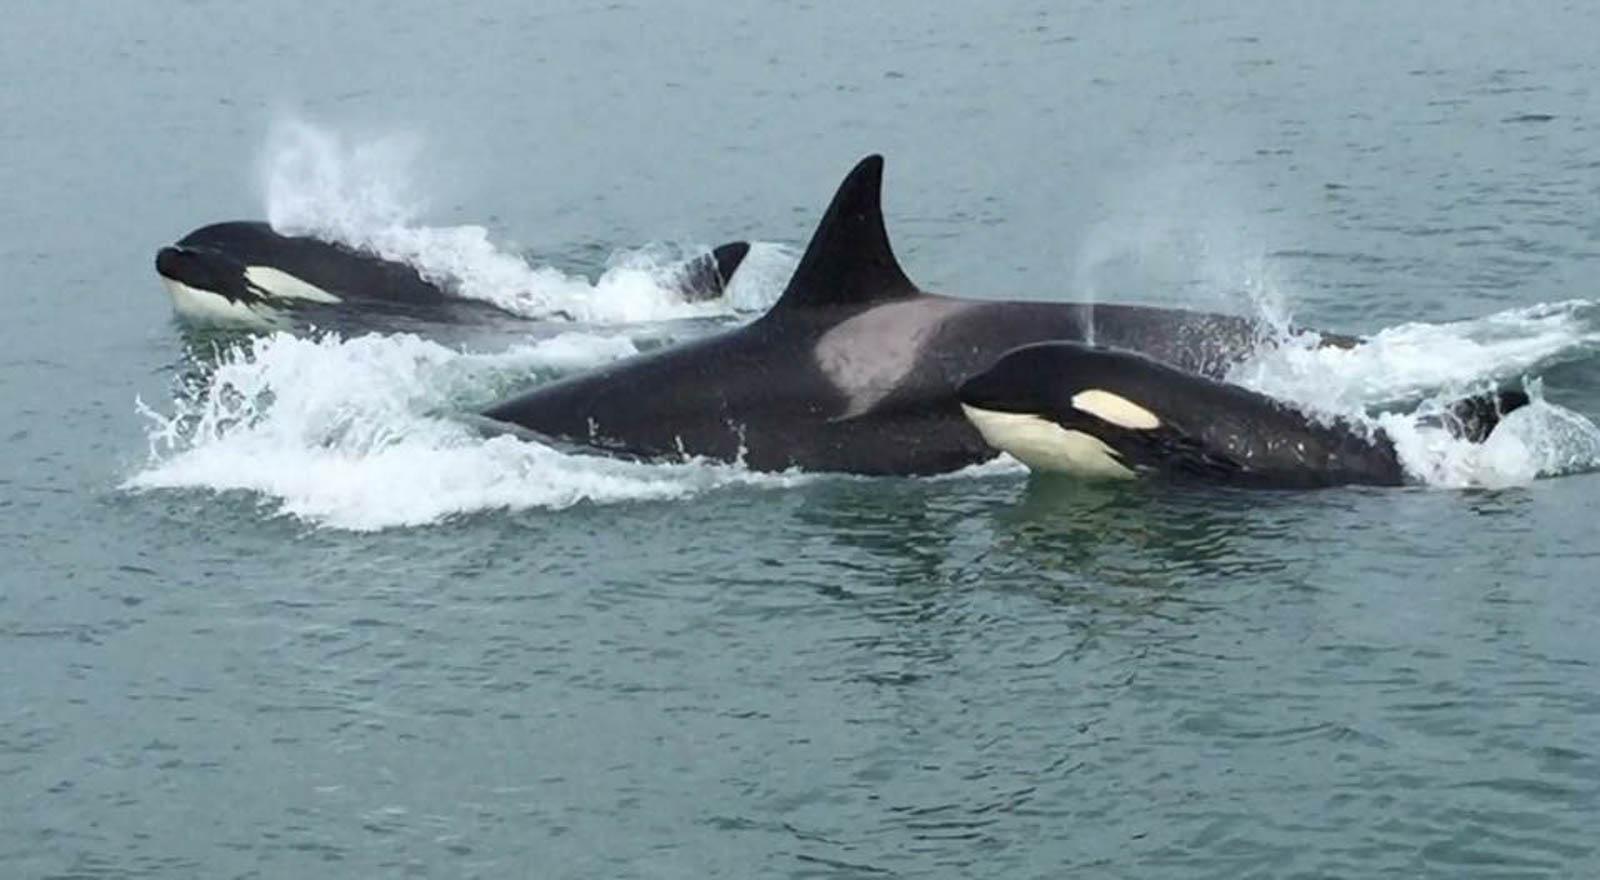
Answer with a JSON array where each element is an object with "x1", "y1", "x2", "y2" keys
[{"x1": 772, "y1": 155, "x2": 918, "y2": 312}]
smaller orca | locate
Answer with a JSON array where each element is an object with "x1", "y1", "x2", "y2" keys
[
  {"x1": 958, "y1": 341, "x2": 1530, "y2": 488},
  {"x1": 155, "y1": 221, "x2": 751, "y2": 329}
]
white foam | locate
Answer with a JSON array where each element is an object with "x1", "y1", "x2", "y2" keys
[
  {"x1": 133, "y1": 119, "x2": 1600, "y2": 524},
  {"x1": 255, "y1": 118, "x2": 793, "y2": 323},
  {"x1": 1071, "y1": 168, "x2": 1600, "y2": 489},
  {"x1": 128, "y1": 296, "x2": 1600, "y2": 530},
  {"x1": 1229, "y1": 301, "x2": 1600, "y2": 488},
  {"x1": 125, "y1": 332, "x2": 811, "y2": 531},
  {"x1": 1231, "y1": 300, "x2": 1600, "y2": 410}
]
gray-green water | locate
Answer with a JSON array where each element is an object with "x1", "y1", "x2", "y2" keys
[{"x1": 5, "y1": 2, "x2": 1600, "y2": 877}]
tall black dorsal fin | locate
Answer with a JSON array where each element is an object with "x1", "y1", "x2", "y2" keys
[{"x1": 772, "y1": 155, "x2": 918, "y2": 312}]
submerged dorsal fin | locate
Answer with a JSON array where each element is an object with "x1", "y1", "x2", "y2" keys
[
  {"x1": 1443, "y1": 388, "x2": 1531, "y2": 443},
  {"x1": 771, "y1": 155, "x2": 918, "y2": 312}
]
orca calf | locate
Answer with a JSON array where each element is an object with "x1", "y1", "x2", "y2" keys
[
  {"x1": 155, "y1": 221, "x2": 751, "y2": 330},
  {"x1": 959, "y1": 341, "x2": 1530, "y2": 487},
  {"x1": 479, "y1": 155, "x2": 1358, "y2": 475}
]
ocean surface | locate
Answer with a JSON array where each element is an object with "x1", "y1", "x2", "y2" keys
[{"x1": 4, "y1": 1, "x2": 1600, "y2": 877}]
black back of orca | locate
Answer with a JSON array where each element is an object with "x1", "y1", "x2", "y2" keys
[
  {"x1": 672, "y1": 241, "x2": 751, "y2": 304},
  {"x1": 172, "y1": 221, "x2": 458, "y2": 305},
  {"x1": 479, "y1": 155, "x2": 1357, "y2": 476},
  {"x1": 958, "y1": 341, "x2": 1530, "y2": 487},
  {"x1": 157, "y1": 222, "x2": 752, "y2": 329}
]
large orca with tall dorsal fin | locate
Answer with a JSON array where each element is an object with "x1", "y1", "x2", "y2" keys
[
  {"x1": 155, "y1": 221, "x2": 751, "y2": 331},
  {"x1": 479, "y1": 155, "x2": 1358, "y2": 475}
]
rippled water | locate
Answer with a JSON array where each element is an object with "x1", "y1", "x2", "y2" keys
[{"x1": 4, "y1": 2, "x2": 1600, "y2": 877}]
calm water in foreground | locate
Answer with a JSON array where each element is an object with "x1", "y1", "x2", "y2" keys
[{"x1": 3, "y1": 2, "x2": 1600, "y2": 877}]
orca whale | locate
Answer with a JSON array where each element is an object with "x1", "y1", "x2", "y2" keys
[
  {"x1": 155, "y1": 221, "x2": 751, "y2": 330},
  {"x1": 958, "y1": 341, "x2": 1530, "y2": 487},
  {"x1": 479, "y1": 155, "x2": 1359, "y2": 475}
]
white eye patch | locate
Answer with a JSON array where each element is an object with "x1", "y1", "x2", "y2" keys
[
  {"x1": 1071, "y1": 389, "x2": 1160, "y2": 430},
  {"x1": 244, "y1": 266, "x2": 342, "y2": 303}
]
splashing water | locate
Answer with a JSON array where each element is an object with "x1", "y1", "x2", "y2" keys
[
  {"x1": 1229, "y1": 300, "x2": 1600, "y2": 487},
  {"x1": 1067, "y1": 162, "x2": 1600, "y2": 489},
  {"x1": 125, "y1": 295, "x2": 1600, "y2": 532},
  {"x1": 1232, "y1": 300, "x2": 1600, "y2": 409},
  {"x1": 125, "y1": 124, "x2": 1600, "y2": 531},
  {"x1": 257, "y1": 118, "x2": 793, "y2": 322},
  {"x1": 1378, "y1": 387, "x2": 1600, "y2": 490},
  {"x1": 1072, "y1": 158, "x2": 1299, "y2": 344},
  {"x1": 125, "y1": 333, "x2": 813, "y2": 531}
]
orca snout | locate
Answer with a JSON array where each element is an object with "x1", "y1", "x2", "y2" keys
[
  {"x1": 155, "y1": 241, "x2": 278, "y2": 326},
  {"x1": 155, "y1": 245, "x2": 228, "y2": 291},
  {"x1": 154, "y1": 245, "x2": 191, "y2": 281}
]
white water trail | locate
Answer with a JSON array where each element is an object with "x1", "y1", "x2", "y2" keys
[{"x1": 125, "y1": 333, "x2": 812, "y2": 531}]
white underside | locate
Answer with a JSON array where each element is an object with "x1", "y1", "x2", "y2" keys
[
  {"x1": 961, "y1": 404, "x2": 1137, "y2": 479},
  {"x1": 162, "y1": 277, "x2": 282, "y2": 329}
]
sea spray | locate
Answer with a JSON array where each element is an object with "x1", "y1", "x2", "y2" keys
[
  {"x1": 126, "y1": 332, "x2": 812, "y2": 530},
  {"x1": 1229, "y1": 302, "x2": 1600, "y2": 487},
  {"x1": 256, "y1": 117, "x2": 793, "y2": 322}
]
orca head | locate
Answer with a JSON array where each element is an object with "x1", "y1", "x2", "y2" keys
[
  {"x1": 958, "y1": 342, "x2": 1165, "y2": 478},
  {"x1": 155, "y1": 240, "x2": 277, "y2": 327},
  {"x1": 156, "y1": 222, "x2": 342, "y2": 327},
  {"x1": 155, "y1": 244, "x2": 241, "y2": 298}
]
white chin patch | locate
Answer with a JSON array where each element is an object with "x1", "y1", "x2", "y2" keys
[
  {"x1": 162, "y1": 278, "x2": 282, "y2": 329},
  {"x1": 1072, "y1": 389, "x2": 1161, "y2": 430},
  {"x1": 243, "y1": 266, "x2": 342, "y2": 304},
  {"x1": 961, "y1": 404, "x2": 1136, "y2": 479}
]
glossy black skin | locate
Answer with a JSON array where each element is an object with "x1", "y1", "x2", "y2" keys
[
  {"x1": 959, "y1": 341, "x2": 1528, "y2": 488},
  {"x1": 155, "y1": 221, "x2": 750, "y2": 329},
  {"x1": 487, "y1": 296, "x2": 1292, "y2": 474},
  {"x1": 481, "y1": 155, "x2": 1358, "y2": 476},
  {"x1": 679, "y1": 242, "x2": 750, "y2": 304},
  {"x1": 159, "y1": 222, "x2": 494, "y2": 318}
]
